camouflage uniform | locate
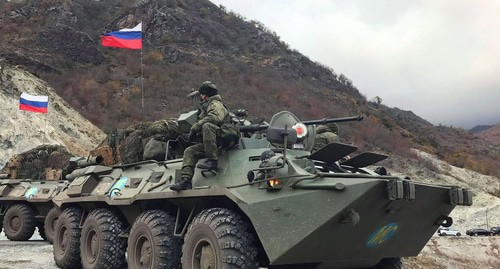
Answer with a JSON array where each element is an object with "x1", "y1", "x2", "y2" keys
[
  {"x1": 312, "y1": 124, "x2": 340, "y2": 152},
  {"x1": 180, "y1": 94, "x2": 228, "y2": 179}
]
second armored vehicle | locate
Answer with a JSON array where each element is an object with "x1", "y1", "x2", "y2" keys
[{"x1": 0, "y1": 176, "x2": 68, "y2": 243}]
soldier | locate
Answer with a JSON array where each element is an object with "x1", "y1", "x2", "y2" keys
[
  {"x1": 170, "y1": 81, "x2": 229, "y2": 191},
  {"x1": 312, "y1": 123, "x2": 340, "y2": 152}
]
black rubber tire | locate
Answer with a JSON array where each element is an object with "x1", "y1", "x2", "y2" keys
[
  {"x1": 44, "y1": 207, "x2": 61, "y2": 244},
  {"x1": 456, "y1": 233, "x2": 461, "y2": 236},
  {"x1": 0, "y1": 216, "x2": 3, "y2": 232},
  {"x1": 80, "y1": 208, "x2": 127, "y2": 269},
  {"x1": 3, "y1": 204, "x2": 36, "y2": 241},
  {"x1": 53, "y1": 207, "x2": 83, "y2": 269},
  {"x1": 38, "y1": 223, "x2": 47, "y2": 241},
  {"x1": 182, "y1": 208, "x2": 259, "y2": 269},
  {"x1": 127, "y1": 210, "x2": 182, "y2": 269},
  {"x1": 372, "y1": 257, "x2": 403, "y2": 269}
]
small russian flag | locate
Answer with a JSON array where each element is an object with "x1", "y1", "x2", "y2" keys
[
  {"x1": 19, "y1": 92, "x2": 48, "y2": 113},
  {"x1": 101, "y1": 23, "x2": 142, "y2": 50}
]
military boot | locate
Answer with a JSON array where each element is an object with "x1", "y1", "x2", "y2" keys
[
  {"x1": 170, "y1": 177, "x2": 192, "y2": 191},
  {"x1": 196, "y1": 159, "x2": 218, "y2": 171}
]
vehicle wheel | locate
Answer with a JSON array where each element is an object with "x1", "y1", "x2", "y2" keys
[
  {"x1": 372, "y1": 257, "x2": 402, "y2": 269},
  {"x1": 3, "y1": 204, "x2": 36, "y2": 241},
  {"x1": 127, "y1": 210, "x2": 182, "y2": 269},
  {"x1": 438, "y1": 233, "x2": 443, "y2": 236},
  {"x1": 0, "y1": 216, "x2": 3, "y2": 232},
  {"x1": 38, "y1": 223, "x2": 47, "y2": 240},
  {"x1": 182, "y1": 208, "x2": 259, "y2": 269},
  {"x1": 53, "y1": 207, "x2": 83, "y2": 269},
  {"x1": 81, "y1": 208, "x2": 127, "y2": 269},
  {"x1": 44, "y1": 207, "x2": 61, "y2": 244},
  {"x1": 456, "y1": 233, "x2": 461, "y2": 236}
]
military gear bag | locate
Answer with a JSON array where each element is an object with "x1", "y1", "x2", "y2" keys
[{"x1": 219, "y1": 122, "x2": 239, "y2": 148}]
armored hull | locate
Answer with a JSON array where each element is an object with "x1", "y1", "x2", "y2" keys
[{"x1": 51, "y1": 111, "x2": 471, "y2": 269}]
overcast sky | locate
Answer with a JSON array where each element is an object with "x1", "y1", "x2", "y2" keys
[{"x1": 210, "y1": 0, "x2": 500, "y2": 128}]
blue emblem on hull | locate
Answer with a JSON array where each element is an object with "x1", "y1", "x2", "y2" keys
[
  {"x1": 110, "y1": 177, "x2": 127, "y2": 198},
  {"x1": 24, "y1": 187, "x2": 39, "y2": 199},
  {"x1": 366, "y1": 222, "x2": 398, "y2": 248}
]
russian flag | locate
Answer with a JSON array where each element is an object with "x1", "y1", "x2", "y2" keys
[
  {"x1": 101, "y1": 23, "x2": 142, "y2": 50},
  {"x1": 19, "y1": 92, "x2": 48, "y2": 113}
]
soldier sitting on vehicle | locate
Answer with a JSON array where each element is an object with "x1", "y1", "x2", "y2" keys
[
  {"x1": 170, "y1": 81, "x2": 229, "y2": 191},
  {"x1": 312, "y1": 123, "x2": 340, "y2": 153}
]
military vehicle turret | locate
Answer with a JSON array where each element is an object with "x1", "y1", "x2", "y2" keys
[{"x1": 51, "y1": 110, "x2": 472, "y2": 269}]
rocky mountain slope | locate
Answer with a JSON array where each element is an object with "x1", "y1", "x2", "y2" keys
[
  {"x1": 0, "y1": 65, "x2": 104, "y2": 168},
  {"x1": 0, "y1": 0, "x2": 497, "y2": 178},
  {"x1": 400, "y1": 150, "x2": 499, "y2": 230},
  {"x1": 380, "y1": 150, "x2": 500, "y2": 268},
  {"x1": 474, "y1": 124, "x2": 500, "y2": 146}
]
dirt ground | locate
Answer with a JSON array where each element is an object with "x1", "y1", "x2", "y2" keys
[
  {"x1": 405, "y1": 236, "x2": 500, "y2": 269},
  {"x1": 0, "y1": 229, "x2": 56, "y2": 269},
  {"x1": 1, "y1": 229, "x2": 499, "y2": 269}
]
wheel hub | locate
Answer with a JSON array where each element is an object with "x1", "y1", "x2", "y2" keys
[
  {"x1": 195, "y1": 239, "x2": 216, "y2": 269},
  {"x1": 85, "y1": 230, "x2": 98, "y2": 263},
  {"x1": 200, "y1": 244, "x2": 216, "y2": 269},
  {"x1": 59, "y1": 226, "x2": 68, "y2": 254},
  {"x1": 10, "y1": 216, "x2": 21, "y2": 231},
  {"x1": 136, "y1": 235, "x2": 152, "y2": 268}
]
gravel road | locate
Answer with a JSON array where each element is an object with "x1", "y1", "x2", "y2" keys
[
  {"x1": 1, "y1": 229, "x2": 499, "y2": 269},
  {"x1": 0, "y1": 229, "x2": 58, "y2": 269}
]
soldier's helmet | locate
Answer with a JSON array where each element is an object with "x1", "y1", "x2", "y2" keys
[
  {"x1": 326, "y1": 123, "x2": 339, "y2": 134},
  {"x1": 199, "y1": 81, "x2": 218, "y2": 96}
]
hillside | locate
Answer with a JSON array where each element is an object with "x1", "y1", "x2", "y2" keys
[
  {"x1": 0, "y1": 65, "x2": 104, "y2": 168},
  {"x1": 475, "y1": 124, "x2": 500, "y2": 146},
  {"x1": 470, "y1": 124, "x2": 495, "y2": 133},
  {"x1": 0, "y1": 0, "x2": 498, "y2": 177},
  {"x1": 0, "y1": 0, "x2": 500, "y2": 176}
]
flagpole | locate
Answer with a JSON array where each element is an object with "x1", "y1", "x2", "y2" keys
[
  {"x1": 140, "y1": 21, "x2": 144, "y2": 109},
  {"x1": 141, "y1": 48, "x2": 144, "y2": 109}
]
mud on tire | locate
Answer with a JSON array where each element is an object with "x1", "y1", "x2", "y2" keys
[
  {"x1": 44, "y1": 207, "x2": 61, "y2": 244},
  {"x1": 3, "y1": 203, "x2": 36, "y2": 241},
  {"x1": 53, "y1": 207, "x2": 83, "y2": 269},
  {"x1": 127, "y1": 210, "x2": 182, "y2": 269},
  {"x1": 182, "y1": 208, "x2": 259, "y2": 269},
  {"x1": 80, "y1": 208, "x2": 127, "y2": 269}
]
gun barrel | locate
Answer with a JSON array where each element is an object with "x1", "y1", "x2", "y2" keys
[
  {"x1": 301, "y1": 115, "x2": 363, "y2": 125},
  {"x1": 237, "y1": 124, "x2": 270, "y2": 133},
  {"x1": 74, "y1": 156, "x2": 104, "y2": 168},
  {"x1": 65, "y1": 167, "x2": 89, "y2": 181}
]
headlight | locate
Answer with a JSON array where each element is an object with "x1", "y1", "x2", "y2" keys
[{"x1": 267, "y1": 178, "x2": 283, "y2": 190}]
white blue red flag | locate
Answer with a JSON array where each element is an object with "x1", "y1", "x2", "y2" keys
[
  {"x1": 19, "y1": 92, "x2": 48, "y2": 113},
  {"x1": 101, "y1": 23, "x2": 142, "y2": 50}
]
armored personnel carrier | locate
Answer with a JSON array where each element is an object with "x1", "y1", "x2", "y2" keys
[
  {"x1": 0, "y1": 175, "x2": 68, "y2": 243},
  {"x1": 51, "y1": 110, "x2": 472, "y2": 269},
  {"x1": 0, "y1": 155, "x2": 103, "y2": 243}
]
